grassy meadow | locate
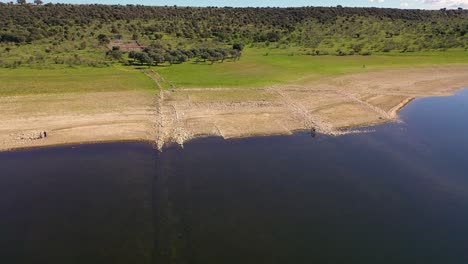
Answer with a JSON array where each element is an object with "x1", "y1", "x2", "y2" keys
[
  {"x1": 155, "y1": 48, "x2": 468, "y2": 88},
  {"x1": 0, "y1": 66, "x2": 156, "y2": 96},
  {"x1": 0, "y1": 48, "x2": 467, "y2": 96}
]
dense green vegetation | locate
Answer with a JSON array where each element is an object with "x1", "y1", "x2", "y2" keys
[{"x1": 0, "y1": 3, "x2": 467, "y2": 68}]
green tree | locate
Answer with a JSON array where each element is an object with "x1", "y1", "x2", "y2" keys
[
  {"x1": 134, "y1": 52, "x2": 152, "y2": 66},
  {"x1": 107, "y1": 49, "x2": 122, "y2": 60},
  {"x1": 153, "y1": 53, "x2": 165, "y2": 65},
  {"x1": 97, "y1": 34, "x2": 110, "y2": 46},
  {"x1": 177, "y1": 54, "x2": 188, "y2": 63},
  {"x1": 233, "y1": 43, "x2": 244, "y2": 51}
]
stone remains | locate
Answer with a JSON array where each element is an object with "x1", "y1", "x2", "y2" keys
[{"x1": 15, "y1": 130, "x2": 48, "y2": 141}]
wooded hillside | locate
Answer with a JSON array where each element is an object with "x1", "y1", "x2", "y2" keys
[{"x1": 0, "y1": 3, "x2": 466, "y2": 68}]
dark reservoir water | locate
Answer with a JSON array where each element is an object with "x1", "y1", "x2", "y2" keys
[{"x1": 1, "y1": 89, "x2": 468, "y2": 264}]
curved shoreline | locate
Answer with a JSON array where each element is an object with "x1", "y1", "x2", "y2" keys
[{"x1": 1, "y1": 65, "x2": 467, "y2": 152}]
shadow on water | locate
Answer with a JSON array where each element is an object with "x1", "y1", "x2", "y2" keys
[{"x1": 1, "y1": 89, "x2": 468, "y2": 264}]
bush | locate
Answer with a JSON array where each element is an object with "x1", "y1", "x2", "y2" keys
[{"x1": 0, "y1": 33, "x2": 26, "y2": 43}]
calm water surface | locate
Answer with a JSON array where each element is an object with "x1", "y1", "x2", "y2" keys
[{"x1": 1, "y1": 89, "x2": 468, "y2": 264}]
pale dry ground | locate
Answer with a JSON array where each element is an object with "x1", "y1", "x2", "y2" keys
[
  {"x1": 0, "y1": 65, "x2": 467, "y2": 151},
  {"x1": 156, "y1": 65, "x2": 468, "y2": 149},
  {"x1": 0, "y1": 91, "x2": 158, "y2": 151}
]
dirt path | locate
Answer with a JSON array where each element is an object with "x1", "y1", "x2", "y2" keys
[{"x1": 1, "y1": 65, "x2": 467, "y2": 151}]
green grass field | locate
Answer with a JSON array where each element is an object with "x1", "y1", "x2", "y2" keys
[
  {"x1": 0, "y1": 66, "x2": 156, "y2": 96},
  {"x1": 155, "y1": 48, "x2": 468, "y2": 88},
  {"x1": 1, "y1": 48, "x2": 466, "y2": 96}
]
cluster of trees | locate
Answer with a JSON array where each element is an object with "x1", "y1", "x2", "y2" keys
[
  {"x1": 292, "y1": 15, "x2": 467, "y2": 54},
  {"x1": 0, "y1": 4, "x2": 466, "y2": 46},
  {"x1": 15, "y1": 0, "x2": 43, "y2": 5},
  {"x1": 127, "y1": 44, "x2": 243, "y2": 66},
  {"x1": 0, "y1": 4, "x2": 466, "y2": 68},
  {"x1": 0, "y1": 32, "x2": 27, "y2": 43}
]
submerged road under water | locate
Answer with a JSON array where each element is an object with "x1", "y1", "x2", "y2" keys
[{"x1": 1, "y1": 89, "x2": 468, "y2": 264}]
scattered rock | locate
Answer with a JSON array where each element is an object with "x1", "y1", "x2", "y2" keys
[{"x1": 15, "y1": 130, "x2": 48, "y2": 141}]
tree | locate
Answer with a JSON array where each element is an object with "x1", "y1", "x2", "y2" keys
[
  {"x1": 17, "y1": 0, "x2": 26, "y2": 4},
  {"x1": 128, "y1": 50, "x2": 140, "y2": 64},
  {"x1": 350, "y1": 42, "x2": 364, "y2": 53},
  {"x1": 97, "y1": 34, "x2": 110, "y2": 45},
  {"x1": 152, "y1": 53, "x2": 165, "y2": 65},
  {"x1": 0, "y1": 33, "x2": 26, "y2": 43},
  {"x1": 164, "y1": 54, "x2": 175, "y2": 65},
  {"x1": 128, "y1": 50, "x2": 137, "y2": 60},
  {"x1": 134, "y1": 52, "x2": 152, "y2": 65},
  {"x1": 34, "y1": 0, "x2": 43, "y2": 4},
  {"x1": 140, "y1": 53, "x2": 153, "y2": 66},
  {"x1": 177, "y1": 54, "x2": 188, "y2": 63},
  {"x1": 106, "y1": 49, "x2": 122, "y2": 60},
  {"x1": 199, "y1": 51, "x2": 210, "y2": 62},
  {"x1": 218, "y1": 49, "x2": 229, "y2": 62},
  {"x1": 233, "y1": 43, "x2": 244, "y2": 51},
  {"x1": 229, "y1": 49, "x2": 240, "y2": 60},
  {"x1": 146, "y1": 49, "x2": 165, "y2": 65},
  {"x1": 266, "y1": 31, "x2": 281, "y2": 42},
  {"x1": 209, "y1": 51, "x2": 223, "y2": 64}
]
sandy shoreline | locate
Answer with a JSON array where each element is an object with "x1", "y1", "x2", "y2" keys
[
  {"x1": 0, "y1": 91, "x2": 158, "y2": 151},
  {"x1": 1, "y1": 65, "x2": 467, "y2": 151}
]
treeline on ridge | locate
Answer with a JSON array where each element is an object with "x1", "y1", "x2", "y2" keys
[{"x1": 0, "y1": 3, "x2": 466, "y2": 68}]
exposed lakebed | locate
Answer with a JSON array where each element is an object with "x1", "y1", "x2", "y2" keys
[{"x1": 1, "y1": 89, "x2": 468, "y2": 263}]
